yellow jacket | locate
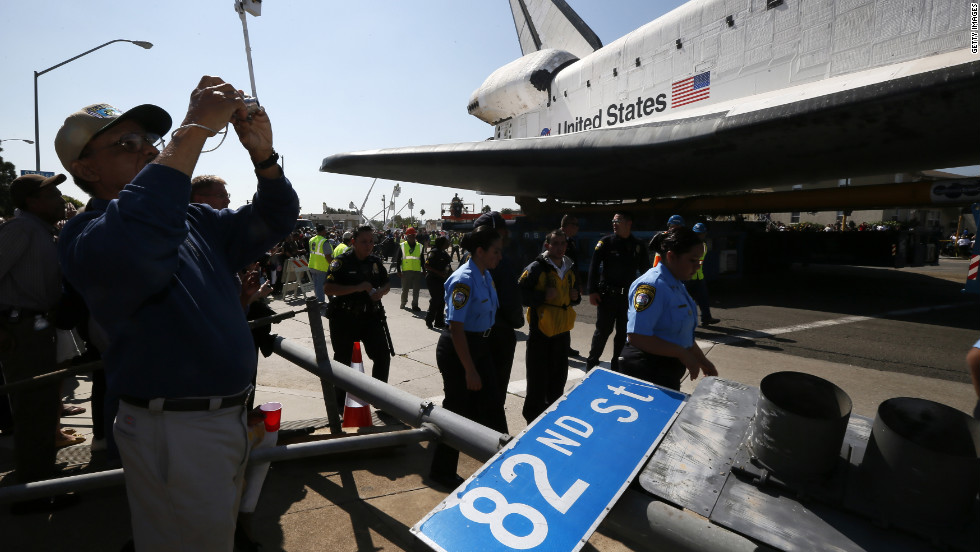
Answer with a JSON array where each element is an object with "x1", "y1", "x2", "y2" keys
[{"x1": 518, "y1": 254, "x2": 580, "y2": 337}]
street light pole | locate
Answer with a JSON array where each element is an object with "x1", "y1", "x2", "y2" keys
[
  {"x1": 0, "y1": 138, "x2": 35, "y2": 148},
  {"x1": 34, "y1": 39, "x2": 153, "y2": 170}
]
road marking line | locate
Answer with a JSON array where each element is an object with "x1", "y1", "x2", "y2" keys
[
  {"x1": 698, "y1": 303, "x2": 966, "y2": 347},
  {"x1": 426, "y1": 303, "x2": 969, "y2": 405}
]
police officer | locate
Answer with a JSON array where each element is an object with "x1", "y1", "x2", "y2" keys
[
  {"x1": 685, "y1": 222, "x2": 720, "y2": 325},
  {"x1": 324, "y1": 225, "x2": 392, "y2": 408},
  {"x1": 620, "y1": 227, "x2": 717, "y2": 390},
  {"x1": 586, "y1": 211, "x2": 651, "y2": 371},
  {"x1": 474, "y1": 211, "x2": 524, "y2": 434},
  {"x1": 429, "y1": 226, "x2": 506, "y2": 489}
]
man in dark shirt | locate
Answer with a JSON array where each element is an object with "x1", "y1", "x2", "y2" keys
[
  {"x1": 474, "y1": 211, "x2": 523, "y2": 433},
  {"x1": 586, "y1": 212, "x2": 650, "y2": 371},
  {"x1": 324, "y1": 225, "x2": 392, "y2": 409},
  {"x1": 424, "y1": 236, "x2": 453, "y2": 329},
  {"x1": 0, "y1": 173, "x2": 68, "y2": 487},
  {"x1": 56, "y1": 77, "x2": 298, "y2": 550},
  {"x1": 560, "y1": 214, "x2": 583, "y2": 357}
]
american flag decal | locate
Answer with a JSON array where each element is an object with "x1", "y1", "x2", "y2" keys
[{"x1": 672, "y1": 71, "x2": 710, "y2": 108}]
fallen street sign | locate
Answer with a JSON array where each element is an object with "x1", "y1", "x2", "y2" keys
[{"x1": 412, "y1": 367, "x2": 687, "y2": 552}]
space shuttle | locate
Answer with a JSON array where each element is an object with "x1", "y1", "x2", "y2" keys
[{"x1": 321, "y1": 0, "x2": 979, "y2": 205}]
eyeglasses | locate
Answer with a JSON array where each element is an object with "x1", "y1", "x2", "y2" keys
[
  {"x1": 611, "y1": 219, "x2": 624, "y2": 224},
  {"x1": 82, "y1": 132, "x2": 163, "y2": 157},
  {"x1": 201, "y1": 192, "x2": 231, "y2": 199}
]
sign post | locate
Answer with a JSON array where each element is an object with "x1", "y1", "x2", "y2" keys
[{"x1": 413, "y1": 368, "x2": 687, "y2": 552}]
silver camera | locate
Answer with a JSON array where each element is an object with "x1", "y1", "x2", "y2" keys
[{"x1": 242, "y1": 95, "x2": 261, "y2": 115}]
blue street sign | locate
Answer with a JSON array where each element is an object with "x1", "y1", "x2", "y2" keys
[
  {"x1": 19, "y1": 170, "x2": 55, "y2": 178},
  {"x1": 413, "y1": 368, "x2": 687, "y2": 552}
]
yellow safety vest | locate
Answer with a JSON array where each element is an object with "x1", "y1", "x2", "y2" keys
[
  {"x1": 333, "y1": 243, "x2": 349, "y2": 258},
  {"x1": 308, "y1": 235, "x2": 331, "y2": 271},
  {"x1": 692, "y1": 242, "x2": 707, "y2": 280},
  {"x1": 400, "y1": 241, "x2": 423, "y2": 272}
]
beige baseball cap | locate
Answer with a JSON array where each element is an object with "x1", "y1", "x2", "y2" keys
[{"x1": 55, "y1": 103, "x2": 172, "y2": 171}]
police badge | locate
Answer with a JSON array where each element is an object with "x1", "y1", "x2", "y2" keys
[
  {"x1": 633, "y1": 284, "x2": 656, "y2": 311},
  {"x1": 451, "y1": 283, "x2": 470, "y2": 309}
]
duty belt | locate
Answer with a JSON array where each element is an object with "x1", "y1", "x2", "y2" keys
[
  {"x1": 465, "y1": 329, "x2": 493, "y2": 338},
  {"x1": 601, "y1": 285, "x2": 628, "y2": 295},
  {"x1": 330, "y1": 301, "x2": 377, "y2": 315},
  {"x1": 121, "y1": 386, "x2": 253, "y2": 412}
]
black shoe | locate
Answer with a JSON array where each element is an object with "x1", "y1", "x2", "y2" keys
[
  {"x1": 412, "y1": 305, "x2": 421, "y2": 312},
  {"x1": 433, "y1": 322, "x2": 447, "y2": 330},
  {"x1": 429, "y1": 472, "x2": 465, "y2": 491},
  {"x1": 10, "y1": 493, "x2": 79, "y2": 515},
  {"x1": 426, "y1": 319, "x2": 434, "y2": 329},
  {"x1": 585, "y1": 359, "x2": 599, "y2": 370},
  {"x1": 702, "y1": 317, "x2": 721, "y2": 326},
  {"x1": 568, "y1": 348, "x2": 580, "y2": 357}
]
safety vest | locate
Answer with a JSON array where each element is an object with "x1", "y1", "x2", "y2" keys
[
  {"x1": 692, "y1": 242, "x2": 707, "y2": 280},
  {"x1": 333, "y1": 243, "x2": 349, "y2": 258},
  {"x1": 400, "y1": 241, "x2": 423, "y2": 272},
  {"x1": 308, "y1": 235, "x2": 330, "y2": 271}
]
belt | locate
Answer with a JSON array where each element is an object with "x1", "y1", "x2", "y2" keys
[
  {"x1": 121, "y1": 386, "x2": 253, "y2": 412},
  {"x1": 602, "y1": 286, "x2": 628, "y2": 295},
  {"x1": 465, "y1": 329, "x2": 493, "y2": 338}
]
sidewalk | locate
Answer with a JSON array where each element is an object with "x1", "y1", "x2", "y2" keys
[{"x1": 0, "y1": 286, "x2": 975, "y2": 551}]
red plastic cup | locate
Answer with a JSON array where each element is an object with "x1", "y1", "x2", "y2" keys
[{"x1": 259, "y1": 402, "x2": 282, "y2": 432}]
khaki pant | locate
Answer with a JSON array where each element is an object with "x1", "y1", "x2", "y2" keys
[
  {"x1": 115, "y1": 399, "x2": 249, "y2": 551},
  {"x1": 399, "y1": 270, "x2": 423, "y2": 308}
]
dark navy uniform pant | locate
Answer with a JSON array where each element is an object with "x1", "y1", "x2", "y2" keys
[
  {"x1": 328, "y1": 311, "x2": 391, "y2": 408},
  {"x1": 617, "y1": 343, "x2": 687, "y2": 391},
  {"x1": 430, "y1": 331, "x2": 507, "y2": 478},
  {"x1": 588, "y1": 291, "x2": 628, "y2": 371},
  {"x1": 523, "y1": 327, "x2": 570, "y2": 423}
]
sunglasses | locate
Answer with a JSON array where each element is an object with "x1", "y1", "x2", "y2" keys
[{"x1": 82, "y1": 132, "x2": 163, "y2": 157}]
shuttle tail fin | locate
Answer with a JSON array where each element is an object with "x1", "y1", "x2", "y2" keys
[{"x1": 509, "y1": 0, "x2": 601, "y2": 59}]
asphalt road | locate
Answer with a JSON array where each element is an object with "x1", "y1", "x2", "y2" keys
[{"x1": 579, "y1": 259, "x2": 979, "y2": 384}]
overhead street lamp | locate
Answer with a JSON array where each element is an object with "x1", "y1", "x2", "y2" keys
[
  {"x1": 34, "y1": 39, "x2": 153, "y2": 170},
  {"x1": 0, "y1": 138, "x2": 35, "y2": 147}
]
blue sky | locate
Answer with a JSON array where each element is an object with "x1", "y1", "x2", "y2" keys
[
  {"x1": 0, "y1": 0, "x2": 684, "y2": 220},
  {"x1": 3, "y1": 1, "x2": 974, "y2": 221}
]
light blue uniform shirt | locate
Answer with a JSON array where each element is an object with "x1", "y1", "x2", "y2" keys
[
  {"x1": 444, "y1": 259, "x2": 498, "y2": 332},
  {"x1": 627, "y1": 263, "x2": 697, "y2": 348}
]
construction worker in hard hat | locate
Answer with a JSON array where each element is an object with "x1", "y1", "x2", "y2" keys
[
  {"x1": 685, "y1": 222, "x2": 720, "y2": 326},
  {"x1": 395, "y1": 227, "x2": 425, "y2": 311}
]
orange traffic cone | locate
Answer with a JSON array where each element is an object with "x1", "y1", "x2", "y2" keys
[{"x1": 342, "y1": 342, "x2": 374, "y2": 428}]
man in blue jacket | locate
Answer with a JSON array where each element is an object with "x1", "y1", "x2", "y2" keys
[{"x1": 56, "y1": 76, "x2": 298, "y2": 551}]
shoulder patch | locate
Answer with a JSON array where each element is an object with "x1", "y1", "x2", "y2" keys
[
  {"x1": 633, "y1": 284, "x2": 656, "y2": 312},
  {"x1": 594, "y1": 240, "x2": 603, "y2": 251},
  {"x1": 451, "y1": 283, "x2": 471, "y2": 309},
  {"x1": 518, "y1": 269, "x2": 529, "y2": 283},
  {"x1": 329, "y1": 260, "x2": 341, "y2": 272}
]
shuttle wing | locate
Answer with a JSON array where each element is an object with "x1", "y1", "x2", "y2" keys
[{"x1": 321, "y1": 60, "x2": 980, "y2": 201}]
